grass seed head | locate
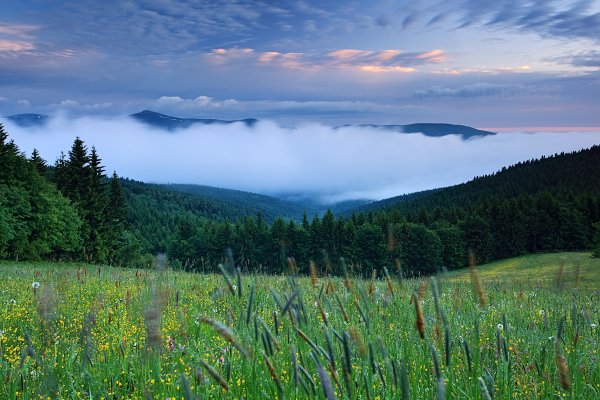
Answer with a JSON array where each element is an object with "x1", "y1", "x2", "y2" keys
[
  {"x1": 554, "y1": 339, "x2": 571, "y2": 390},
  {"x1": 413, "y1": 291, "x2": 425, "y2": 339},
  {"x1": 468, "y1": 252, "x2": 486, "y2": 307},
  {"x1": 200, "y1": 360, "x2": 229, "y2": 392},
  {"x1": 310, "y1": 261, "x2": 318, "y2": 287}
]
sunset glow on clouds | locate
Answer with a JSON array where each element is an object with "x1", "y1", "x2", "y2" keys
[{"x1": 207, "y1": 47, "x2": 445, "y2": 73}]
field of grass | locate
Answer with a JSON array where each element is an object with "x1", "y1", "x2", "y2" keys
[
  {"x1": 0, "y1": 253, "x2": 598, "y2": 399},
  {"x1": 446, "y1": 252, "x2": 600, "y2": 286}
]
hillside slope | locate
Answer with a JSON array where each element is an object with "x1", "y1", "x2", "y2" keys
[
  {"x1": 445, "y1": 252, "x2": 599, "y2": 286},
  {"x1": 121, "y1": 179, "x2": 312, "y2": 252},
  {"x1": 357, "y1": 145, "x2": 600, "y2": 215}
]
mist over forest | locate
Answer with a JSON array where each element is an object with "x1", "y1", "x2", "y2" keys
[{"x1": 4, "y1": 115, "x2": 599, "y2": 203}]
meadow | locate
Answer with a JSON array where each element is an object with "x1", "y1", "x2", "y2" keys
[{"x1": 0, "y1": 252, "x2": 598, "y2": 399}]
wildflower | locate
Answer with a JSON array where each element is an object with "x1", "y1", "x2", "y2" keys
[
  {"x1": 539, "y1": 309, "x2": 545, "y2": 316},
  {"x1": 497, "y1": 324, "x2": 504, "y2": 330},
  {"x1": 167, "y1": 337, "x2": 175, "y2": 352},
  {"x1": 232, "y1": 285, "x2": 237, "y2": 291},
  {"x1": 592, "y1": 323, "x2": 597, "y2": 329},
  {"x1": 32, "y1": 282, "x2": 40, "y2": 289}
]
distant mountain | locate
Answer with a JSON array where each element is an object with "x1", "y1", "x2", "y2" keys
[
  {"x1": 130, "y1": 110, "x2": 259, "y2": 130},
  {"x1": 4, "y1": 111, "x2": 495, "y2": 140},
  {"x1": 5, "y1": 113, "x2": 49, "y2": 127},
  {"x1": 338, "y1": 123, "x2": 496, "y2": 139}
]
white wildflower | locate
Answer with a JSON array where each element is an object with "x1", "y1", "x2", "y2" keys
[
  {"x1": 591, "y1": 323, "x2": 597, "y2": 329},
  {"x1": 32, "y1": 282, "x2": 40, "y2": 289},
  {"x1": 497, "y1": 324, "x2": 504, "y2": 330}
]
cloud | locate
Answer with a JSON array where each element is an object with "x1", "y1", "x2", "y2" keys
[
  {"x1": 3, "y1": 116, "x2": 599, "y2": 203},
  {"x1": 148, "y1": 95, "x2": 403, "y2": 121},
  {"x1": 430, "y1": 0, "x2": 600, "y2": 43},
  {"x1": 0, "y1": 39, "x2": 34, "y2": 52},
  {"x1": 21, "y1": 1, "x2": 273, "y2": 56},
  {"x1": 0, "y1": 22, "x2": 37, "y2": 53},
  {"x1": 0, "y1": 23, "x2": 38, "y2": 36},
  {"x1": 207, "y1": 47, "x2": 446, "y2": 73},
  {"x1": 53, "y1": 99, "x2": 113, "y2": 110},
  {"x1": 413, "y1": 82, "x2": 558, "y2": 99},
  {"x1": 553, "y1": 50, "x2": 600, "y2": 68}
]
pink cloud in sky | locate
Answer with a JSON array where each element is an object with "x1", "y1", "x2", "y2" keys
[
  {"x1": 208, "y1": 47, "x2": 445, "y2": 73},
  {"x1": 0, "y1": 39, "x2": 34, "y2": 51}
]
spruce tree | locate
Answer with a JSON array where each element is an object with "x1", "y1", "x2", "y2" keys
[
  {"x1": 88, "y1": 147, "x2": 108, "y2": 261},
  {"x1": 105, "y1": 172, "x2": 128, "y2": 263},
  {"x1": 65, "y1": 137, "x2": 91, "y2": 205},
  {"x1": 30, "y1": 149, "x2": 47, "y2": 176},
  {"x1": 107, "y1": 171, "x2": 127, "y2": 227}
]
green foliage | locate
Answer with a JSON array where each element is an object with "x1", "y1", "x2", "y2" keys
[
  {"x1": 160, "y1": 146, "x2": 600, "y2": 277},
  {"x1": 52, "y1": 138, "x2": 131, "y2": 264},
  {"x1": 0, "y1": 125, "x2": 132, "y2": 264},
  {"x1": 592, "y1": 223, "x2": 600, "y2": 258},
  {"x1": 434, "y1": 223, "x2": 465, "y2": 269},
  {"x1": 395, "y1": 223, "x2": 443, "y2": 276},
  {"x1": 0, "y1": 125, "x2": 83, "y2": 260}
]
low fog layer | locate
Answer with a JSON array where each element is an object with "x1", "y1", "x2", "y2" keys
[{"x1": 3, "y1": 116, "x2": 600, "y2": 203}]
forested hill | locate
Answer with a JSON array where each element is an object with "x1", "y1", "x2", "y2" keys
[
  {"x1": 163, "y1": 184, "x2": 313, "y2": 219},
  {"x1": 121, "y1": 180, "x2": 314, "y2": 253},
  {"x1": 356, "y1": 146, "x2": 600, "y2": 215}
]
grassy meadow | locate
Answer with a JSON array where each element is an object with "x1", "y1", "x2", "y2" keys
[{"x1": 0, "y1": 252, "x2": 599, "y2": 399}]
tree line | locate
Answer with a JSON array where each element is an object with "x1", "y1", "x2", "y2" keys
[
  {"x1": 165, "y1": 146, "x2": 600, "y2": 275},
  {"x1": 0, "y1": 124, "x2": 133, "y2": 264}
]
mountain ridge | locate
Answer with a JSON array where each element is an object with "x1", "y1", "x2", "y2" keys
[
  {"x1": 336, "y1": 122, "x2": 496, "y2": 139},
  {"x1": 129, "y1": 110, "x2": 259, "y2": 130},
  {"x1": 4, "y1": 110, "x2": 496, "y2": 139},
  {"x1": 5, "y1": 113, "x2": 49, "y2": 127}
]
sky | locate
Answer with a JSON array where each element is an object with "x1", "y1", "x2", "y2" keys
[{"x1": 0, "y1": 0, "x2": 599, "y2": 127}]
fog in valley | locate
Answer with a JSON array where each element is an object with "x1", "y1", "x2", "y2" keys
[{"x1": 4, "y1": 116, "x2": 599, "y2": 203}]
